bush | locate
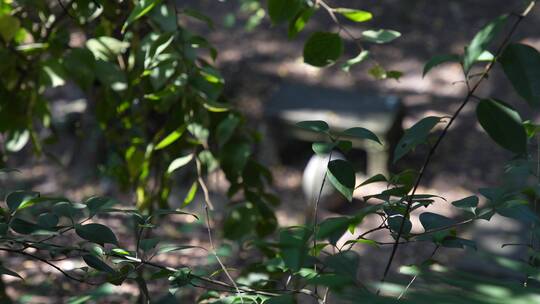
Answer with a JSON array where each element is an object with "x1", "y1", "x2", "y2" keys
[{"x1": 1, "y1": 0, "x2": 540, "y2": 303}]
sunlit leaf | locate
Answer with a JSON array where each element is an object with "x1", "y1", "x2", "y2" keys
[
  {"x1": 122, "y1": 0, "x2": 161, "y2": 33},
  {"x1": 334, "y1": 8, "x2": 372, "y2": 22},
  {"x1": 362, "y1": 29, "x2": 401, "y2": 44},
  {"x1": 463, "y1": 15, "x2": 507, "y2": 72}
]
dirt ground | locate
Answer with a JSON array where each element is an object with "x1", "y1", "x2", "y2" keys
[{"x1": 2, "y1": 0, "x2": 540, "y2": 302}]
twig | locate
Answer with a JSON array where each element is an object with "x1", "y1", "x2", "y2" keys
[
  {"x1": 397, "y1": 245, "x2": 440, "y2": 300},
  {"x1": 195, "y1": 156, "x2": 241, "y2": 299},
  {"x1": 0, "y1": 247, "x2": 97, "y2": 285}
]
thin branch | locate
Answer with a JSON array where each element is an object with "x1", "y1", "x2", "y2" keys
[
  {"x1": 195, "y1": 156, "x2": 241, "y2": 298},
  {"x1": 397, "y1": 245, "x2": 440, "y2": 300},
  {"x1": 378, "y1": 4, "x2": 535, "y2": 291},
  {"x1": 0, "y1": 247, "x2": 97, "y2": 285}
]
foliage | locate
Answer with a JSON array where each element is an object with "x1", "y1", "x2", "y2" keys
[{"x1": 1, "y1": 0, "x2": 540, "y2": 303}]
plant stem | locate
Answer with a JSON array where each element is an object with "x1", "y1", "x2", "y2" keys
[{"x1": 378, "y1": 5, "x2": 534, "y2": 291}]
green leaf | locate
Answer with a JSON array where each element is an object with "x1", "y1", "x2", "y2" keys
[
  {"x1": 86, "y1": 197, "x2": 117, "y2": 217},
  {"x1": 362, "y1": 29, "x2": 401, "y2": 44},
  {"x1": 5, "y1": 130, "x2": 29, "y2": 152},
  {"x1": 10, "y1": 218, "x2": 39, "y2": 235},
  {"x1": 268, "y1": 0, "x2": 301, "y2": 24},
  {"x1": 441, "y1": 237, "x2": 477, "y2": 250},
  {"x1": 325, "y1": 251, "x2": 360, "y2": 279},
  {"x1": 499, "y1": 43, "x2": 540, "y2": 107},
  {"x1": 279, "y1": 227, "x2": 310, "y2": 271},
  {"x1": 140, "y1": 238, "x2": 160, "y2": 252},
  {"x1": 6, "y1": 190, "x2": 40, "y2": 212},
  {"x1": 266, "y1": 295, "x2": 295, "y2": 304},
  {"x1": 0, "y1": 265, "x2": 22, "y2": 279},
  {"x1": 63, "y1": 48, "x2": 96, "y2": 89},
  {"x1": 223, "y1": 202, "x2": 258, "y2": 240},
  {"x1": 295, "y1": 120, "x2": 329, "y2": 133},
  {"x1": 317, "y1": 216, "x2": 352, "y2": 245},
  {"x1": 216, "y1": 114, "x2": 240, "y2": 147},
  {"x1": 220, "y1": 142, "x2": 252, "y2": 180},
  {"x1": 463, "y1": 15, "x2": 507, "y2": 72},
  {"x1": 452, "y1": 196, "x2": 479, "y2": 210},
  {"x1": 187, "y1": 123, "x2": 209, "y2": 143},
  {"x1": 288, "y1": 7, "x2": 314, "y2": 38},
  {"x1": 394, "y1": 116, "x2": 442, "y2": 163},
  {"x1": 327, "y1": 159, "x2": 356, "y2": 202},
  {"x1": 359, "y1": 174, "x2": 387, "y2": 187},
  {"x1": 122, "y1": 0, "x2": 161, "y2": 33},
  {"x1": 182, "y1": 181, "x2": 198, "y2": 207},
  {"x1": 341, "y1": 50, "x2": 370, "y2": 72},
  {"x1": 388, "y1": 216, "x2": 412, "y2": 236},
  {"x1": 419, "y1": 212, "x2": 454, "y2": 231},
  {"x1": 183, "y1": 8, "x2": 214, "y2": 29},
  {"x1": 423, "y1": 54, "x2": 460, "y2": 77},
  {"x1": 37, "y1": 213, "x2": 59, "y2": 229},
  {"x1": 76, "y1": 223, "x2": 119, "y2": 246},
  {"x1": 94, "y1": 60, "x2": 127, "y2": 91},
  {"x1": 303, "y1": 32, "x2": 344, "y2": 67},
  {"x1": 476, "y1": 99, "x2": 527, "y2": 154},
  {"x1": 343, "y1": 238, "x2": 379, "y2": 248},
  {"x1": 86, "y1": 37, "x2": 129, "y2": 61},
  {"x1": 307, "y1": 273, "x2": 354, "y2": 289},
  {"x1": 368, "y1": 64, "x2": 386, "y2": 79},
  {"x1": 155, "y1": 127, "x2": 185, "y2": 150},
  {"x1": 158, "y1": 244, "x2": 203, "y2": 255},
  {"x1": 82, "y1": 255, "x2": 116, "y2": 274},
  {"x1": 41, "y1": 59, "x2": 66, "y2": 87},
  {"x1": 340, "y1": 127, "x2": 381, "y2": 144},
  {"x1": 167, "y1": 154, "x2": 193, "y2": 174},
  {"x1": 334, "y1": 8, "x2": 372, "y2": 22},
  {"x1": 0, "y1": 14, "x2": 20, "y2": 42},
  {"x1": 312, "y1": 142, "x2": 336, "y2": 155}
]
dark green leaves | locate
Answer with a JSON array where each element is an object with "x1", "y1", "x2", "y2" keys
[
  {"x1": 86, "y1": 197, "x2": 117, "y2": 217},
  {"x1": 476, "y1": 99, "x2": 527, "y2": 154},
  {"x1": 296, "y1": 120, "x2": 329, "y2": 133},
  {"x1": 452, "y1": 196, "x2": 479, "y2": 210},
  {"x1": 362, "y1": 29, "x2": 401, "y2": 44},
  {"x1": 303, "y1": 32, "x2": 344, "y2": 67},
  {"x1": 268, "y1": 0, "x2": 301, "y2": 24},
  {"x1": 423, "y1": 54, "x2": 460, "y2": 77},
  {"x1": 317, "y1": 216, "x2": 353, "y2": 245},
  {"x1": 394, "y1": 116, "x2": 442, "y2": 163},
  {"x1": 340, "y1": 127, "x2": 381, "y2": 144},
  {"x1": 327, "y1": 159, "x2": 356, "y2": 202},
  {"x1": 419, "y1": 212, "x2": 454, "y2": 231},
  {"x1": 463, "y1": 15, "x2": 507, "y2": 72},
  {"x1": 279, "y1": 227, "x2": 310, "y2": 271},
  {"x1": 82, "y1": 255, "x2": 116, "y2": 274},
  {"x1": 76, "y1": 224, "x2": 118, "y2": 246},
  {"x1": 499, "y1": 43, "x2": 540, "y2": 107}
]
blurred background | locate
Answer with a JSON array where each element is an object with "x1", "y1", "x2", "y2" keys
[{"x1": 2, "y1": 0, "x2": 540, "y2": 302}]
